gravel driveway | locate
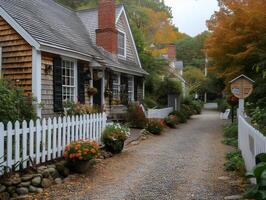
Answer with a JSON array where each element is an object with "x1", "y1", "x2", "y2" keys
[{"x1": 33, "y1": 105, "x2": 242, "y2": 200}]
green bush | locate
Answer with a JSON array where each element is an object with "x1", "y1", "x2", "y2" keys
[
  {"x1": 170, "y1": 111, "x2": 187, "y2": 123},
  {"x1": 224, "y1": 123, "x2": 238, "y2": 139},
  {"x1": 143, "y1": 96, "x2": 158, "y2": 108},
  {"x1": 145, "y1": 120, "x2": 164, "y2": 135},
  {"x1": 251, "y1": 107, "x2": 266, "y2": 135},
  {"x1": 217, "y1": 98, "x2": 229, "y2": 112},
  {"x1": 191, "y1": 100, "x2": 203, "y2": 114},
  {"x1": 181, "y1": 104, "x2": 193, "y2": 119},
  {"x1": 164, "y1": 115, "x2": 178, "y2": 128},
  {"x1": 127, "y1": 103, "x2": 148, "y2": 129},
  {"x1": 224, "y1": 150, "x2": 245, "y2": 175},
  {"x1": 102, "y1": 123, "x2": 130, "y2": 154},
  {"x1": 222, "y1": 138, "x2": 238, "y2": 147},
  {"x1": 243, "y1": 162, "x2": 266, "y2": 199},
  {"x1": 157, "y1": 78, "x2": 182, "y2": 106},
  {"x1": 0, "y1": 80, "x2": 36, "y2": 124}
]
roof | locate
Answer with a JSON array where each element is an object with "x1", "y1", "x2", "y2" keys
[
  {"x1": 0, "y1": 0, "x2": 146, "y2": 76},
  {"x1": 230, "y1": 74, "x2": 255, "y2": 83}
]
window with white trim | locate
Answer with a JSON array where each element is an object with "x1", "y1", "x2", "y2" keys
[
  {"x1": 112, "y1": 73, "x2": 120, "y2": 100},
  {"x1": 118, "y1": 31, "x2": 126, "y2": 58},
  {"x1": 62, "y1": 59, "x2": 76, "y2": 102},
  {"x1": 128, "y1": 76, "x2": 134, "y2": 102}
]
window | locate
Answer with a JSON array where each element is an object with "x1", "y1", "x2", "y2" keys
[
  {"x1": 112, "y1": 73, "x2": 120, "y2": 100},
  {"x1": 62, "y1": 59, "x2": 77, "y2": 102},
  {"x1": 128, "y1": 76, "x2": 134, "y2": 102},
  {"x1": 118, "y1": 31, "x2": 126, "y2": 58}
]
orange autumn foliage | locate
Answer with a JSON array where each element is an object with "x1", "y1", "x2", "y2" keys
[{"x1": 205, "y1": 0, "x2": 266, "y2": 83}]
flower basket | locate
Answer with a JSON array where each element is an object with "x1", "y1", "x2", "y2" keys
[
  {"x1": 102, "y1": 123, "x2": 130, "y2": 154},
  {"x1": 87, "y1": 87, "x2": 97, "y2": 96},
  {"x1": 64, "y1": 140, "x2": 100, "y2": 173}
]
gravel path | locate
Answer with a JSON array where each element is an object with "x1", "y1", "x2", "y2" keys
[{"x1": 33, "y1": 105, "x2": 242, "y2": 200}]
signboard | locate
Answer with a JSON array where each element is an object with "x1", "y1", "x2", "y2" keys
[{"x1": 230, "y1": 75, "x2": 254, "y2": 99}]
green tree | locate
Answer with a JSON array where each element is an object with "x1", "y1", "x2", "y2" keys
[{"x1": 175, "y1": 32, "x2": 209, "y2": 68}]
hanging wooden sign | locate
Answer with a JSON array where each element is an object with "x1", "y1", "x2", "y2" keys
[{"x1": 230, "y1": 74, "x2": 254, "y2": 99}]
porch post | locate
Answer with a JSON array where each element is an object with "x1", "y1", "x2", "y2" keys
[
  {"x1": 101, "y1": 69, "x2": 105, "y2": 109},
  {"x1": 90, "y1": 68, "x2": 93, "y2": 105},
  {"x1": 143, "y1": 79, "x2": 145, "y2": 99},
  {"x1": 32, "y1": 47, "x2": 42, "y2": 117}
]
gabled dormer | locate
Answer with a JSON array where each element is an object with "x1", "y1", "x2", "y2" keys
[{"x1": 77, "y1": 1, "x2": 142, "y2": 68}]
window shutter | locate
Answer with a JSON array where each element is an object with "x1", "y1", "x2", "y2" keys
[
  {"x1": 134, "y1": 76, "x2": 138, "y2": 101},
  {"x1": 53, "y1": 57, "x2": 63, "y2": 112},
  {"x1": 77, "y1": 62, "x2": 85, "y2": 104}
]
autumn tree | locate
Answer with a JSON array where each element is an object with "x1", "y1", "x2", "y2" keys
[{"x1": 205, "y1": 0, "x2": 266, "y2": 83}]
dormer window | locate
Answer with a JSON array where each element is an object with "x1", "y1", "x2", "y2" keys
[{"x1": 118, "y1": 31, "x2": 126, "y2": 58}]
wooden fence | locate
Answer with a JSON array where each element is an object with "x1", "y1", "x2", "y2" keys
[{"x1": 0, "y1": 113, "x2": 107, "y2": 174}]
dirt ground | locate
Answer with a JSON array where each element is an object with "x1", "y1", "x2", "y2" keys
[{"x1": 31, "y1": 104, "x2": 244, "y2": 200}]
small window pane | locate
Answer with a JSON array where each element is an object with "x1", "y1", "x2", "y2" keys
[
  {"x1": 118, "y1": 32, "x2": 125, "y2": 57},
  {"x1": 62, "y1": 59, "x2": 76, "y2": 102}
]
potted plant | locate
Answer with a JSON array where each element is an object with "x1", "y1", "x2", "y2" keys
[
  {"x1": 87, "y1": 87, "x2": 97, "y2": 96},
  {"x1": 64, "y1": 140, "x2": 100, "y2": 173},
  {"x1": 102, "y1": 123, "x2": 130, "y2": 154},
  {"x1": 164, "y1": 115, "x2": 178, "y2": 128},
  {"x1": 145, "y1": 119, "x2": 164, "y2": 135}
]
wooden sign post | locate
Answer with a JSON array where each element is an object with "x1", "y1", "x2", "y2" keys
[{"x1": 230, "y1": 75, "x2": 254, "y2": 116}]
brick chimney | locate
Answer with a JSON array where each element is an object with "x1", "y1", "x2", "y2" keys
[
  {"x1": 96, "y1": 0, "x2": 118, "y2": 54},
  {"x1": 167, "y1": 44, "x2": 176, "y2": 60}
]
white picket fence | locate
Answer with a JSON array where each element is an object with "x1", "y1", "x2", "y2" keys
[
  {"x1": 145, "y1": 107, "x2": 174, "y2": 119},
  {"x1": 238, "y1": 114, "x2": 266, "y2": 171},
  {"x1": 0, "y1": 113, "x2": 107, "y2": 174}
]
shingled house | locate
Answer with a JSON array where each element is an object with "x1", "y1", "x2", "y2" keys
[{"x1": 0, "y1": 0, "x2": 147, "y2": 118}]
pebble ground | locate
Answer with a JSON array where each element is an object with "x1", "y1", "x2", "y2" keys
[{"x1": 32, "y1": 104, "x2": 243, "y2": 200}]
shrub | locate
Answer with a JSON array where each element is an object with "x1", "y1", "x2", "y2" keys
[
  {"x1": 0, "y1": 80, "x2": 36, "y2": 124},
  {"x1": 64, "y1": 101, "x2": 99, "y2": 116},
  {"x1": 102, "y1": 123, "x2": 130, "y2": 154},
  {"x1": 143, "y1": 96, "x2": 158, "y2": 108},
  {"x1": 64, "y1": 140, "x2": 100, "y2": 161},
  {"x1": 170, "y1": 111, "x2": 187, "y2": 123},
  {"x1": 251, "y1": 107, "x2": 266, "y2": 135},
  {"x1": 164, "y1": 115, "x2": 178, "y2": 128},
  {"x1": 224, "y1": 123, "x2": 238, "y2": 139},
  {"x1": 181, "y1": 104, "x2": 193, "y2": 119},
  {"x1": 224, "y1": 150, "x2": 245, "y2": 175},
  {"x1": 243, "y1": 162, "x2": 266, "y2": 199},
  {"x1": 217, "y1": 98, "x2": 229, "y2": 112},
  {"x1": 127, "y1": 103, "x2": 148, "y2": 129},
  {"x1": 146, "y1": 120, "x2": 164, "y2": 135},
  {"x1": 157, "y1": 78, "x2": 182, "y2": 105},
  {"x1": 191, "y1": 100, "x2": 203, "y2": 114},
  {"x1": 222, "y1": 138, "x2": 238, "y2": 147}
]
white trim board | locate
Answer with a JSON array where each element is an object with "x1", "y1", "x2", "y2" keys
[{"x1": 0, "y1": 6, "x2": 40, "y2": 49}]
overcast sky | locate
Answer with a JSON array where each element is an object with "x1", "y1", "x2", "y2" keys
[{"x1": 164, "y1": 0, "x2": 219, "y2": 37}]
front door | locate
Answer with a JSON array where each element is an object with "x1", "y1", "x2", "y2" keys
[{"x1": 93, "y1": 79, "x2": 102, "y2": 106}]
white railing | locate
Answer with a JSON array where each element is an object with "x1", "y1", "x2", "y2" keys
[
  {"x1": 146, "y1": 107, "x2": 174, "y2": 119},
  {"x1": 238, "y1": 114, "x2": 266, "y2": 171},
  {"x1": 0, "y1": 113, "x2": 107, "y2": 174}
]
